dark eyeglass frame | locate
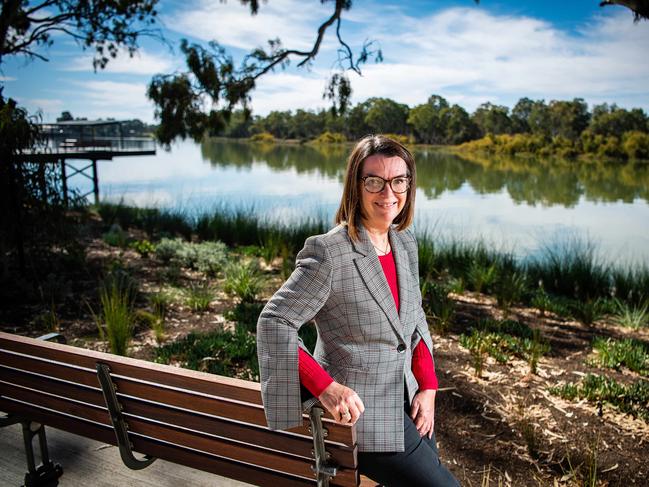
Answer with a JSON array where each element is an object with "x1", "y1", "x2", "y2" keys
[{"x1": 360, "y1": 175, "x2": 411, "y2": 194}]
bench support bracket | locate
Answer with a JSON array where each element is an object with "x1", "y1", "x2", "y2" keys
[
  {"x1": 309, "y1": 406, "x2": 338, "y2": 487},
  {"x1": 0, "y1": 414, "x2": 63, "y2": 487},
  {"x1": 96, "y1": 363, "x2": 157, "y2": 470}
]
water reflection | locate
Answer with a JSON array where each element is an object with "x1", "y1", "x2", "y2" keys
[{"x1": 199, "y1": 139, "x2": 649, "y2": 207}]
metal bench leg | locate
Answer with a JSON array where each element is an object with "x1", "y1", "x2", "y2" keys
[
  {"x1": 21, "y1": 421, "x2": 63, "y2": 487},
  {"x1": 309, "y1": 406, "x2": 338, "y2": 487},
  {"x1": 96, "y1": 362, "x2": 156, "y2": 470}
]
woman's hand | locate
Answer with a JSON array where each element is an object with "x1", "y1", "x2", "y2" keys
[
  {"x1": 410, "y1": 389, "x2": 436, "y2": 439},
  {"x1": 318, "y1": 381, "x2": 365, "y2": 425}
]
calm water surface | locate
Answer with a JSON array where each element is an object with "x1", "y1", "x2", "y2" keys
[{"x1": 69, "y1": 139, "x2": 649, "y2": 266}]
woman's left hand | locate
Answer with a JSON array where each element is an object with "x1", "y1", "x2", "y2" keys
[{"x1": 410, "y1": 389, "x2": 436, "y2": 439}]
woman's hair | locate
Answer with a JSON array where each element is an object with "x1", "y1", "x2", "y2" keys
[{"x1": 335, "y1": 134, "x2": 416, "y2": 242}]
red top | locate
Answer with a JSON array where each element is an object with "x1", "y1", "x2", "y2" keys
[{"x1": 298, "y1": 249, "x2": 438, "y2": 397}]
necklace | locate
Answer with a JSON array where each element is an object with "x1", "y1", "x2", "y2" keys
[{"x1": 372, "y1": 238, "x2": 390, "y2": 256}]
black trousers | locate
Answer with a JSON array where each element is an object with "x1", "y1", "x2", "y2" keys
[{"x1": 357, "y1": 401, "x2": 460, "y2": 487}]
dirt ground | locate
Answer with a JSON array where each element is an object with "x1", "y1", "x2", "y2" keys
[{"x1": 1, "y1": 221, "x2": 648, "y2": 487}]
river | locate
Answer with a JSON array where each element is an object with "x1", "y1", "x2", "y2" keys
[{"x1": 67, "y1": 138, "x2": 649, "y2": 266}]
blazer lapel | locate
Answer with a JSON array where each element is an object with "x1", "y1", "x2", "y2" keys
[
  {"x1": 390, "y1": 227, "x2": 412, "y2": 324},
  {"x1": 352, "y1": 224, "x2": 405, "y2": 343}
]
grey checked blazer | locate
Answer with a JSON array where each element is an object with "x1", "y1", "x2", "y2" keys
[{"x1": 257, "y1": 223, "x2": 435, "y2": 452}]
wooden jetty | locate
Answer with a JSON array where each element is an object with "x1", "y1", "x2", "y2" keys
[{"x1": 16, "y1": 120, "x2": 156, "y2": 205}]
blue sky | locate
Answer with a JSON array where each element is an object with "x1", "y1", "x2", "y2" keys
[{"x1": 1, "y1": 0, "x2": 647, "y2": 123}]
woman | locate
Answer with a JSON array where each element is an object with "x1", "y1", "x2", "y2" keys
[{"x1": 257, "y1": 135, "x2": 459, "y2": 486}]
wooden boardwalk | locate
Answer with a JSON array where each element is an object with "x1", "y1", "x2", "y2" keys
[{"x1": 0, "y1": 422, "x2": 252, "y2": 486}]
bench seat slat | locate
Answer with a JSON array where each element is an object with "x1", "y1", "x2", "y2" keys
[{"x1": 120, "y1": 397, "x2": 357, "y2": 468}]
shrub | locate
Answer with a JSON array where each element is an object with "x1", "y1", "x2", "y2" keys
[
  {"x1": 102, "y1": 223, "x2": 129, "y2": 247},
  {"x1": 129, "y1": 239, "x2": 155, "y2": 257},
  {"x1": 459, "y1": 329, "x2": 489, "y2": 377},
  {"x1": 155, "y1": 238, "x2": 227, "y2": 276},
  {"x1": 467, "y1": 261, "x2": 498, "y2": 294},
  {"x1": 155, "y1": 238, "x2": 185, "y2": 262},
  {"x1": 569, "y1": 298, "x2": 609, "y2": 326},
  {"x1": 250, "y1": 132, "x2": 275, "y2": 143},
  {"x1": 549, "y1": 374, "x2": 649, "y2": 421},
  {"x1": 186, "y1": 282, "x2": 214, "y2": 312},
  {"x1": 91, "y1": 273, "x2": 137, "y2": 356},
  {"x1": 192, "y1": 241, "x2": 228, "y2": 276},
  {"x1": 224, "y1": 261, "x2": 265, "y2": 303},
  {"x1": 597, "y1": 135, "x2": 624, "y2": 158},
  {"x1": 591, "y1": 337, "x2": 649, "y2": 375},
  {"x1": 494, "y1": 271, "x2": 527, "y2": 310},
  {"x1": 612, "y1": 298, "x2": 648, "y2": 329},
  {"x1": 149, "y1": 290, "x2": 173, "y2": 318},
  {"x1": 312, "y1": 131, "x2": 346, "y2": 144},
  {"x1": 623, "y1": 131, "x2": 649, "y2": 160},
  {"x1": 421, "y1": 280, "x2": 455, "y2": 334}
]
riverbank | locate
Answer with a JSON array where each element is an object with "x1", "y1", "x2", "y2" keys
[{"x1": 1, "y1": 203, "x2": 648, "y2": 485}]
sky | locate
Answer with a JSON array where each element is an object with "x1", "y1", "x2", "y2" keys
[{"x1": 2, "y1": 0, "x2": 648, "y2": 123}]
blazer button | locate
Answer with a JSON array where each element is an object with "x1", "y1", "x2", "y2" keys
[{"x1": 397, "y1": 344, "x2": 406, "y2": 353}]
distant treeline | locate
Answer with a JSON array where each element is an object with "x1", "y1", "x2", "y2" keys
[{"x1": 219, "y1": 96, "x2": 649, "y2": 160}]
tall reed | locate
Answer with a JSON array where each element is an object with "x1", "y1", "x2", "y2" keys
[{"x1": 92, "y1": 273, "x2": 137, "y2": 356}]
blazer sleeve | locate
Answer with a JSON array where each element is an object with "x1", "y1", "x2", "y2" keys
[
  {"x1": 403, "y1": 229, "x2": 435, "y2": 359},
  {"x1": 257, "y1": 235, "x2": 333, "y2": 430}
]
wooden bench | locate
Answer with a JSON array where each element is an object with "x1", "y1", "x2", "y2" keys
[{"x1": 0, "y1": 332, "x2": 372, "y2": 487}]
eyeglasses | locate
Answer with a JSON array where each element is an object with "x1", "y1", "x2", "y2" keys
[{"x1": 361, "y1": 175, "x2": 411, "y2": 194}]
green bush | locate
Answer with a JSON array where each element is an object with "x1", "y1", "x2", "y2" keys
[
  {"x1": 494, "y1": 271, "x2": 527, "y2": 310},
  {"x1": 224, "y1": 261, "x2": 266, "y2": 303},
  {"x1": 623, "y1": 131, "x2": 649, "y2": 159},
  {"x1": 155, "y1": 238, "x2": 185, "y2": 262},
  {"x1": 312, "y1": 131, "x2": 346, "y2": 144},
  {"x1": 186, "y1": 282, "x2": 214, "y2": 312},
  {"x1": 612, "y1": 298, "x2": 648, "y2": 329},
  {"x1": 155, "y1": 238, "x2": 227, "y2": 276},
  {"x1": 91, "y1": 273, "x2": 137, "y2": 356},
  {"x1": 591, "y1": 337, "x2": 649, "y2": 375},
  {"x1": 192, "y1": 241, "x2": 228, "y2": 276},
  {"x1": 102, "y1": 224, "x2": 129, "y2": 247},
  {"x1": 461, "y1": 319, "x2": 549, "y2": 375},
  {"x1": 129, "y1": 239, "x2": 155, "y2": 257},
  {"x1": 550, "y1": 374, "x2": 649, "y2": 421},
  {"x1": 250, "y1": 132, "x2": 275, "y2": 143},
  {"x1": 421, "y1": 280, "x2": 455, "y2": 334}
]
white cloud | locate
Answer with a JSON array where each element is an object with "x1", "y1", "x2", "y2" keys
[
  {"x1": 167, "y1": 0, "x2": 335, "y2": 52},
  {"x1": 64, "y1": 80, "x2": 155, "y2": 121},
  {"x1": 62, "y1": 48, "x2": 176, "y2": 75},
  {"x1": 342, "y1": 7, "x2": 649, "y2": 112},
  {"x1": 20, "y1": 98, "x2": 64, "y2": 120},
  {"x1": 249, "y1": 72, "x2": 330, "y2": 114},
  {"x1": 0, "y1": 75, "x2": 16, "y2": 81}
]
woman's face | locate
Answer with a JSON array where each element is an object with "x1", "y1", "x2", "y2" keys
[{"x1": 359, "y1": 154, "x2": 409, "y2": 230}]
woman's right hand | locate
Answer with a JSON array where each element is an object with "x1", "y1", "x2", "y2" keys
[{"x1": 318, "y1": 381, "x2": 365, "y2": 425}]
